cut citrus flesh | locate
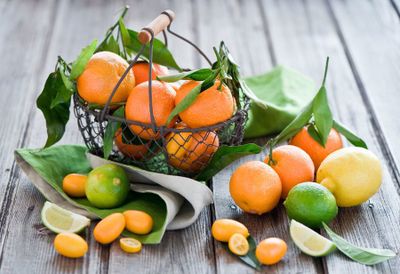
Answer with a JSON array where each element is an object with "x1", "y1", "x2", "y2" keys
[
  {"x1": 290, "y1": 220, "x2": 336, "y2": 257},
  {"x1": 228, "y1": 233, "x2": 249, "y2": 256},
  {"x1": 41, "y1": 201, "x2": 90, "y2": 234},
  {"x1": 120, "y1": 238, "x2": 142, "y2": 253}
]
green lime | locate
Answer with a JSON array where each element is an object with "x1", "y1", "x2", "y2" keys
[
  {"x1": 290, "y1": 219, "x2": 336, "y2": 256},
  {"x1": 86, "y1": 164, "x2": 130, "y2": 208},
  {"x1": 283, "y1": 182, "x2": 338, "y2": 228},
  {"x1": 41, "y1": 201, "x2": 90, "y2": 233}
]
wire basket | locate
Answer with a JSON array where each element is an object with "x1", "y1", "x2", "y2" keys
[{"x1": 73, "y1": 10, "x2": 249, "y2": 177}]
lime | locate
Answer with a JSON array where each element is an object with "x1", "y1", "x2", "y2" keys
[
  {"x1": 41, "y1": 201, "x2": 90, "y2": 233},
  {"x1": 283, "y1": 182, "x2": 338, "y2": 228},
  {"x1": 317, "y1": 147, "x2": 382, "y2": 207},
  {"x1": 290, "y1": 219, "x2": 336, "y2": 256},
  {"x1": 86, "y1": 164, "x2": 130, "y2": 208}
]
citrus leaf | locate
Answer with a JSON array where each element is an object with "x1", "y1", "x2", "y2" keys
[
  {"x1": 50, "y1": 67, "x2": 74, "y2": 109},
  {"x1": 270, "y1": 103, "x2": 313, "y2": 147},
  {"x1": 312, "y1": 86, "x2": 333, "y2": 146},
  {"x1": 36, "y1": 70, "x2": 72, "y2": 148},
  {"x1": 157, "y1": 68, "x2": 213, "y2": 82},
  {"x1": 323, "y1": 223, "x2": 396, "y2": 265},
  {"x1": 70, "y1": 39, "x2": 97, "y2": 80},
  {"x1": 166, "y1": 84, "x2": 201, "y2": 125},
  {"x1": 103, "y1": 107, "x2": 125, "y2": 159},
  {"x1": 196, "y1": 144, "x2": 263, "y2": 181},
  {"x1": 126, "y1": 29, "x2": 181, "y2": 71},
  {"x1": 332, "y1": 120, "x2": 368, "y2": 149},
  {"x1": 96, "y1": 35, "x2": 120, "y2": 55},
  {"x1": 221, "y1": 236, "x2": 262, "y2": 271},
  {"x1": 307, "y1": 124, "x2": 323, "y2": 145}
]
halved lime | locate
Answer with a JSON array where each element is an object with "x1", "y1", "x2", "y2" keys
[
  {"x1": 41, "y1": 201, "x2": 90, "y2": 233},
  {"x1": 290, "y1": 219, "x2": 336, "y2": 257}
]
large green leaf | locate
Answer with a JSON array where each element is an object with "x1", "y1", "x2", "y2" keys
[
  {"x1": 196, "y1": 144, "x2": 263, "y2": 181},
  {"x1": 333, "y1": 120, "x2": 368, "y2": 149},
  {"x1": 125, "y1": 29, "x2": 181, "y2": 71},
  {"x1": 244, "y1": 66, "x2": 316, "y2": 138},
  {"x1": 16, "y1": 145, "x2": 167, "y2": 244},
  {"x1": 36, "y1": 69, "x2": 72, "y2": 148}
]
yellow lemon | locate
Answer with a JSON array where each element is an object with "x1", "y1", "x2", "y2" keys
[{"x1": 316, "y1": 147, "x2": 382, "y2": 207}]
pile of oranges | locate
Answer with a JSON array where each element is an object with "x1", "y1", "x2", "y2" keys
[
  {"x1": 77, "y1": 51, "x2": 236, "y2": 173},
  {"x1": 229, "y1": 126, "x2": 343, "y2": 215}
]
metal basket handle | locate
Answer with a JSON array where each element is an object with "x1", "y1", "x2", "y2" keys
[
  {"x1": 138, "y1": 10, "x2": 175, "y2": 44},
  {"x1": 98, "y1": 10, "x2": 175, "y2": 126}
]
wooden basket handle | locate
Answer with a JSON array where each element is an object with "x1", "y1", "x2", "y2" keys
[{"x1": 138, "y1": 10, "x2": 175, "y2": 44}]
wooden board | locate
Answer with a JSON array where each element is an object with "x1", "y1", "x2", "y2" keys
[{"x1": 0, "y1": 0, "x2": 399, "y2": 273}]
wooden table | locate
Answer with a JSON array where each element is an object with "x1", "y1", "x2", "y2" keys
[{"x1": 1, "y1": 0, "x2": 399, "y2": 273}]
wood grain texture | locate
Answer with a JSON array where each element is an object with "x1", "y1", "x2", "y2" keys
[
  {"x1": 327, "y1": 0, "x2": 400, "y2": 172},
  {"x1": 262, "y1": 0, "x2": 400, "y2": 273},
  {"x1": 196, "y1": 0, "x2": 322, "y2": 273}
]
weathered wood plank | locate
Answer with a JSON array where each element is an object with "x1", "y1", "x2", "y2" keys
[
  {"x1": 0, "y1": 0, "x2": 123, "y2": 273},
  {"x1": 262, "y1": 0, "x2": 400, "y2": 272},
  {"x1": 327, "y1": 0, "x2": 400, "y2": 171},
  {"x1": 0, "y1": 0, "x2": 59, "y2": 266},
  {"x1": 196, "y1": 0, "x2": 323, "y2": 273}
]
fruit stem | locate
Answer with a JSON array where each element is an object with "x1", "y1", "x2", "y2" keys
[{"x1": 322, "y1": 56, "x2": 329, "y2": 86}]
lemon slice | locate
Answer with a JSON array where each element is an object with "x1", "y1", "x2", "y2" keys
[
  {"x1": 228, "y1": 233, "x2": 249, "y2": 256},
  {"x1": 41, "y1": 201, "x2": 90, "y2": 234},
  {"x1": 120, "y1": 238, "x2": 142, "y2": 253},
  {"x1": 290, "y1": 219, "x2": 336, "y2": 257}
]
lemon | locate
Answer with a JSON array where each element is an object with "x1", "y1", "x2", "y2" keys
[
  {"x1": 120, "y1": 238, "x2": 142, "y2": 253},
  {"x1": 228, "y1": 233, "x2": 249, "y2": 256},
  {"x1": 290, "y1": 220, "x2": 336, "y2": 257},
  {"x1": 86, "y1": 164, "x2": 130, "y2": 208},
  {"x1": 284, "y1": 182, "x2": 338, "y2": 228},
  {"x1": 41, "y1": 201, "x2": 90, "y2": 233},
  {"x1": 316, "y1": 147, "x2": 382, "y2": 207}
]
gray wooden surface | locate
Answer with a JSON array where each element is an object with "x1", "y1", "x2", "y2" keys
[{"x1": 0, "y1": 0, "x2": 399, "y2": 273}]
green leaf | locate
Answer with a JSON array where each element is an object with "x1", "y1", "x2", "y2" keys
[
  {"x1": 96, "y1": 35, "x2": 120, "y2": 55},
  {"x1": 70, "y1": 39, "x2": 98, "y2": 80},
  {"x1": 166, "y1": 84, "x2": 201, "y2": 125},
  {"x1": 157, "y1": 68, "x2": 213, "y2": 82},
  {"x1": 332, "y1": 120, "x2": 368, "y2": 149},
  {"x1": 221, "y1": 236, "x2": 262, "y2": 270},
  {"x1": 312, "y1": 87, "x2": 333, "y2": 146},
  {"x1": 50, "y1": 67, "x2": 74, "y2": 108},
  {"x1": 323, "y1": 223, "x2": 396, "y2": 265},
  {"x1": 119, "y1": 18, "x2": 131, "y2": 46},
  {"x1": 103, "y1": 107, "x2": 125, "y2": 159},
  {"x1": 16, "y1": 145, "x2": 167, "y2": 244},
  {"x1": 36, "y1": 70, "x2": 71, "y2": 148},
  {"x1": 126, "y1": 29, "x2": 181, "y2": 70},
  {"x1": 270, "y1": 103, "x2": 313, "y2": 147},
  {"x1": 307, "y1": 124, "x2": 323, "y2": 144},
  {"x1": 196, "y1": 144, "x2": 263, "y2": 181}
]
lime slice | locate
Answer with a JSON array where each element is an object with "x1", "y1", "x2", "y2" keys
[
  {"x1": 41, "y1": 201, "x2": 90, "y2": 233},
  {"x1": 290, "y1": 219, "x2": 336, "y2": 256}
]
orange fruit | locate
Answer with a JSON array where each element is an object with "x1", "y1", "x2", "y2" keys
[
  {"x1": 132, "y1": 61, "x2": 168, "y2": 85},
  {"x1": 211, "y1": 219, "x2": 249, "y2": 242},
  {"x1": 229, "y1": 161, "x2": 282, "y2": 215},
  {"x1": 119, "y1": 238, "x2": 142, "y2": 253},
  {"x1": 123, "y1": 210, "x2": 154, "y2": 235},
  {"x1": 290, "y1": 127, "x2": 343, "y2": 169},
  {"x1": 54, "y1": 232, "x2": 88, "y2": 258},
  {"x1": 175, "y1": 80, "x2": 234, "y2": 128},
  {"x1": 62, "y1": 174, "x2": 87, "y2": 198},
  {"x1": 93, "y1": 213, "x2": 126, "y2": 244},
  {"x1": 115, "y1": 128, "x2": 149, "y2": 160},
  {"x1": 255, "y1": 237, "x2": 287, "y2": 265},
  {"x1": 228, "y1": 233, "x2": 249, "y2": 256},
  {"x1": 125, "y1": 80, "x2": 176, "y2": 139},
  {"x1": 166, "y1": 124, "x2": 219, "y2": 172},
  {"x1": 77, "y1": 51, "x2": 135, "y2": 105},
  {"x1": 264, "y1": 145, "x2": 315, "y2": 198}
]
